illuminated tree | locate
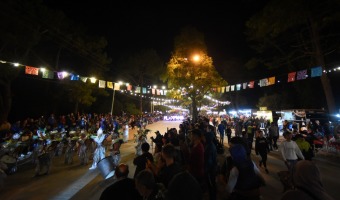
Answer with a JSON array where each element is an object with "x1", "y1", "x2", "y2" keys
[{"x1": 165, "y1": 27, "x2": 227, "y2": 122}]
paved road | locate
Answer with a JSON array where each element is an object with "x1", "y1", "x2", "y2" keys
[{"x1": 1, "y1": 120, "x2": 339, "y2": 200}]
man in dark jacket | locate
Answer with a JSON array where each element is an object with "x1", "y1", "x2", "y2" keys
[
  {"x1": 133, "y1": 143, "x2": 154, "y2": 178},
  {"x1": 100, "y1": 163, "x2": 141, "y2": 200}
]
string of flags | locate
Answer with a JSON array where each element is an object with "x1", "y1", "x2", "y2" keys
[
  {"x1": 0, "y1": 59, "x2": 230, "y2": 105},
  {"x1": 211, "y1": 66, "x2": 340, "y2": 93},
  {"x1": 2, "y1": 59, "x2": 339, "y2": 96}
]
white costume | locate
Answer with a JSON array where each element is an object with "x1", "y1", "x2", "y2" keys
[
  {"x1": 123, "y1": 124, "x2": 129, "y2": 142},
  {"x1": 89, "y1": 128, "x2": 106, "y2": 170}
]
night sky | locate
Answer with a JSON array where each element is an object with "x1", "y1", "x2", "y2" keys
[{"x1": 43, "y1": 0, "x2": 267, "y2": 71}]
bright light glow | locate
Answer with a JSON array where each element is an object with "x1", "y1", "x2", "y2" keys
[
  {"x1": 162, "y1": 86, "x2": 166, "y2": 89},
  {"x1": 40, "y1": 68, "x2": 46, "y2": 72},
  {"x1": 153, "y1": 85, "x2": 157, "y2": 89},
  {"x1": 192, "y1": 55, "x2": 200, "y2": 62},
  {"x1": 336, "y1": 114, "x2": 340, "y2": 118},
  {"x1": 13, "y1": 63, "x2": 19, "y2": 67},
  {"x1": 90, "y1": 77, "x2": 96, "y2": 83},
  {"x1": 62, "y1": 71, "x2": 68, "y2": 77},
  {"x1": 126, "y1": 83, "x2": 129, "y2": 86},
  {"x1": 118, "y1": 81, "x2": 123, "y2": 85}
]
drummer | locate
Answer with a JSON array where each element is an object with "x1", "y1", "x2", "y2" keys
[
  {"x1": 111, "y1": 133, "x2": 123, "y2": 166},
  {"x1": 78, "y1": 132, "x2": 88, "y2": 165},
  {"x1": 89, "y1": 128, "x2": 106, "y2": 170}
]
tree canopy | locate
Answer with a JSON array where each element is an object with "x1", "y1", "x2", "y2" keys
[
  {"x1": 246, "y1": 0, "x2": 340, "y2": 113},
  {"x1": 165, "y1": 26, "x2": 227, "y2": 122}
]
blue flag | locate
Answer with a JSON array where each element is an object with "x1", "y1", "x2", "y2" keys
[{"x1": 311, "y1": 66, "x2": 322, "y2": 77}]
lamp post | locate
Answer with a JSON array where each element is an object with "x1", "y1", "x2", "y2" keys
[
  {"x1": 151, "y1": 85, "x2": 157, "y2": 113},
  {"x1": 111, "y1": 81, "x2": 122, "y2": 115}
]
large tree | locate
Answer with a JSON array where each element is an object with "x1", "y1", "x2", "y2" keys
[
  {"x1": 0, "y1": 0, "x2": 111, "y2": 125},
  {"x1": 165, "y1": 27, "x2": 227, "y2": 122},
  {"x1": 246, "y1": 0, "x2": 340, "y2": 114}
]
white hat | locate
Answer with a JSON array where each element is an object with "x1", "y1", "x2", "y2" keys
[{"x1": 97, "y1": 128, "x2": 103, "y2": 135}]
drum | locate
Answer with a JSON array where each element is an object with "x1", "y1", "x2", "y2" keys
[
  {"x1": 0, "y1": 155, "x2": 16, "y2": 164},
  {"x1": 97, "y1": 156, "x2": 116, "y2": 179}
]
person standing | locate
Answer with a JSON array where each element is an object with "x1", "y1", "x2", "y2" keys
[
  {"x1": 280, "y1": 131, "x2": 305, "y2": 174},
  {"x1": 278, "y1": 117, "x2": 283, "y2": 133},
  {"x1": 255, "y1": 130, "x2": 270, "y2": 174},
  {"x1": 281, "y1": 160, "x2": 334, "y2": 200},
  {"x1": 188, "y1": 129, "x2": 205, "y2": 186},
  {"x1": 268, "y1": 122, "x2": 279, "y2": 150},
  {"x1": 226, "y1": 125, "x2": 232, "y2": 144},
  {"x1": 133, "y1": 143, "x2": 154, "y2": 178},
  {"x1": 89, "y1": 128, "x2": 106, "y2": 170},
  {"x1": 100, "y1": 163, "x2": 141, "y2": 200},
  {"x1": 217, "y1": 121, "x2": 226, "y2": 146},
  {"x1": 122, "y1": 122, "x2": 129, "y2": 143}
]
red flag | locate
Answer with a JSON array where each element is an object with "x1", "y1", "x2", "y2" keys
[
  {"x1": 25, "y1": 66, "x2": 39, "y2": 75},
  {"x1": 288, "y1": 72, "x2": 296, "y2": 82},
  {"x1": 248, "y1": 81, "x2": 254, "y2": 88}
]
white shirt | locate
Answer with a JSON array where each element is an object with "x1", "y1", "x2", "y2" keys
[{"x1": 280, "y1": 140, "x2": 305, "y2": 161}]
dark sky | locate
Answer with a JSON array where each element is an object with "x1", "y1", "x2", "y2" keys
[{"x1": 43, "y1": 0, "x2": 267, "y2": 68}]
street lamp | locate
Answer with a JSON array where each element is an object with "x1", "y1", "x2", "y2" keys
[
  {"x1": 111, "y1": 81, "x2": 122, "y2": 115},
  {"x1": 151, "y1": 85, "x2": 157, "y2": 113}
]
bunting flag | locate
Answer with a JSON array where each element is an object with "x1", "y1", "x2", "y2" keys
[
  {"x1": 311, "y1": 66, "x2": 322, "y2": 77},
  {"x1": 288, "y1": 72, "x2": 296, "y2": 82},
  {"x1": 259, "y1": 78, "x2": 268, "y2": 87},
  {"x1": 135, "y1": 86, "x2": 141, "y2": 93},
  {"x1": 70, "y1": 74, "x2": 79, "y2": 81},
  {"x1": 217, "y1": 87, "x2": 221, "y2": 93},
  {"x1": 99, "y1": 80, "x2": 106, "y2": 88},
  {"x1": 248, "y1": 81, "x2": 254, "y2": 88},
  {"x1": 25, "y1": 66, "x2": 39, "y2": 75},
  {"x1": 297, "y1": 69, "x2": 307, "y2": 80},
  {"x1": 221, "y1": 87, "x2": 225, "y2": 93},
  {"x1": 156, "y1": 89, "x2": 160, "y2": 95},
  {"x1": 89, "y1": 77, "x2": 96, "y2": 83},
  {"x1": 107, "y1": 81, "x2": 113, "y2": 89},
  {"x1": 268, "y1": 77, "x2": 275, "y2": 85},
  {"x1": 243, "y1": 83, "x2": 247, "y2": 89},
  {"x1": 80, "y1": 77, "x2": 88, "y2": 83},
  {"x1": 231, "y1": 85, "x2": 235, "y2": 91},
  {"x1": 236, "y1": 84, "x2": 241, "y2": 91},
  {"x1": 57, "y1": 72, "x2": 65, "y2": 79},
  {"x1": 152, "y1": 88, "x2": 155, "y2": 95},
  {"x1": 225, "y1": 86, "x2": 230, "y2": 92},
  {"x1": 164, "y1": 90, "x2": 167, "y2": 95},
  {"x1": 127, "y1": 84, "x2": 132, "y2": 91},
  {"x1": 142, "y1": 87, "x2": 147, "y2": 94},
  {"x1": 42, "y1": 70, "x2": 54, "y2": 79},
  {"x1": 114, "y1": 83, "x2": 120, "y2": 90},
  {"x1": 160, "y1": 90, "x2": 164, "y2": 95}
]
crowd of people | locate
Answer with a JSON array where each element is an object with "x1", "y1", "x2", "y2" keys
[{"x1": 0, "y1": 112, "x2": 336, "y2": 199}]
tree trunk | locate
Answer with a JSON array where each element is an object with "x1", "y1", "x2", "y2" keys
[
  {"x1": 192, "y1": 95, "x2": 198, "y2": 123},
  {"x1": 309, "y1": 18, "x2": 336, "y2": 114}
]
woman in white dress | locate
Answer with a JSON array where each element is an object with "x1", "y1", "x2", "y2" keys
[
  {"x1": 123, "y1": 122, "x2": 129, "y2": 143},
  {"x1": 89, "y1": 128, "x2": 106, "y2": 170}
]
